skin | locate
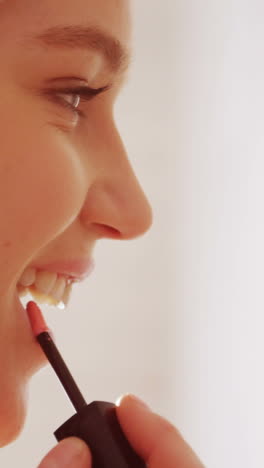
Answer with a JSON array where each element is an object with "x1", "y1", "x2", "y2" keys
[
  {"x1": 0, "y1": 1, "x2": 205, "y2": 466},
  {"x1": 0, "y1": 0, "x2": 152, "y2": 446},
  {"x1": 39, "y1": 395, "x2": 205, "y2": 468}
]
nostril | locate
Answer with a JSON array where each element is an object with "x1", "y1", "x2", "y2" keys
[{"x1": 91, "y1": 224, "x2": 122, "y2": 240}]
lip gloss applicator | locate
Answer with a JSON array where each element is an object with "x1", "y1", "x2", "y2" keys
[{"x1": 26, "y1": 301, "x2": 146, "y2": 468}]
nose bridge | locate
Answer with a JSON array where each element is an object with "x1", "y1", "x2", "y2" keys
[{"x1": 81, "y1": 123, "x2": 153, "y2": 240}]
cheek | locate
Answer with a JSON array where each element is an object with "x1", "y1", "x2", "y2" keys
[{"x1": 0, "y1": 121, "x2": 87, "y2": 268}]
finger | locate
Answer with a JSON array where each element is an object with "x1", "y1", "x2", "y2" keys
[
  {"x1": 37, "y1": 437, "x2": 92, "y2": 468},
  {"x1": 116, "y1": 394, "x2": 205, "y2": 468}
]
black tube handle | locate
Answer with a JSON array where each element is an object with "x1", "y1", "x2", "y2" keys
[{"x1": 54, "y1": 401, "x2": 147, "y2": 467}]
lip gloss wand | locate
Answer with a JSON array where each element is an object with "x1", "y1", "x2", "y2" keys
[{"x1": 26, "y1": 300, "x2": 146, "y2": 468}]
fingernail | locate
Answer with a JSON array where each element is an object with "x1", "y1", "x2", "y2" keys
[{"x1": 116, "y1": 393, "x2": 151, "y2": 410}]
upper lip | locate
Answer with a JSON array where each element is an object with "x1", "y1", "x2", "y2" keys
[{"x1": 31, "y1": 257, "x2": 95, "y2": 282}]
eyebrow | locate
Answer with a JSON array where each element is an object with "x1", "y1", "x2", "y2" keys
[{"x1": 23, "y1": 25, "x2": 131, "y2": 75}]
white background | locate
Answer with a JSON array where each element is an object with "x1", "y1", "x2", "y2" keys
[{"x1": 1, "y1": 1, "x2": 263, "y2": 467}]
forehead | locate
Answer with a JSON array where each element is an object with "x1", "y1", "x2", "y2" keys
[{"x1": 0, "y1": 0, "x2": 131, "y2": 47}]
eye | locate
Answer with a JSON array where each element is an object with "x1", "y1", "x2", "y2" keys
[
  {"x1": 45, "y1": 85, "x2": 110, "y2": 118},
  {"x1": 59, "y1": 92, "x2": 81, "y2": 111}
]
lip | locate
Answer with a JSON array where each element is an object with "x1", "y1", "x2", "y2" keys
[
  {"x1": 32, "y1": 258, "x2": 95, "y2": 281},
  {"x1": 15, "y1": 292, "x2": 49, "y2": 370}
]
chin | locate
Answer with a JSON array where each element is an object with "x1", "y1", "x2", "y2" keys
[{"x1": 0, "y1": 381, "x2": 28, "y2": 447}]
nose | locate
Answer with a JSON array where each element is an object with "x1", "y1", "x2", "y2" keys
[{"x1": 80, "y1": 125, "x2": 153, "y2": 240}]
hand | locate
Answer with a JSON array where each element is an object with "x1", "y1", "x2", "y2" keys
[
  {"x1": 37, "y1": 437, "x2": 91, "y2": 468},
  {"x1": 116, "y1": 394, "x2": 205, "y2": 468},
  {"x1": 37, "y1": 395, "x2": 205, "y2": 468}
]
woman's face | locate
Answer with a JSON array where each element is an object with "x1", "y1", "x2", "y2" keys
[{"x1": 0, "y1": 0, "x2": 152, "y2": 446}]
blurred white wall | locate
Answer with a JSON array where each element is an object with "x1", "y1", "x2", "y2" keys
[{"x1": 2, "y1": 1, "x2": 264, "y2": 467}]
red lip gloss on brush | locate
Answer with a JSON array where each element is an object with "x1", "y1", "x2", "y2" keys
[{"x1": 26, "y1": 301, "x2": 146, "y2": 468}]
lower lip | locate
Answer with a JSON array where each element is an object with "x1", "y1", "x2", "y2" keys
[
  {"x1": 15, "y1": 290, "x2": 48, "y2": 367},
  {"x1": 15, "y1": 290, "x2": 38, "y2": 339}
]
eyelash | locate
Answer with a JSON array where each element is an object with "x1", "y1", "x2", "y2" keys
[{"x1": 48, "y1": 85, "x2": 110, "y2": 118}]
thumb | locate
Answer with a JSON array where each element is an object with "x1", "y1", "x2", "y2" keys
[
  {"x1": 37, "y1": 437, "x2": 92, "y2": 468},
  {"x1": 116, "y1": 394, "x2": 205, "y2": 467}
]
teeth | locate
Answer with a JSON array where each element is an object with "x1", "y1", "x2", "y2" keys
[
  {"x1": 17, "y1": 267, "x2": 74, "y2": 308},
  {"x1": 17, "y1": 284, "x2": 29, "y2": 297},
  {"x1": 61, "y1": 283, "x2": 72, "y2": 306},
  {"x1": 49, "y1": 277, "x2": 66, "y2": 301},
  {"x1": 35, "y1": 270, "x2": 57, "y2": 295},
  {"x1": 28, "y1": 286, "x2": 60, "y2": 306},
  {"x1": 18, "y1": 267, "x2": 36, "y2": 287}
]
